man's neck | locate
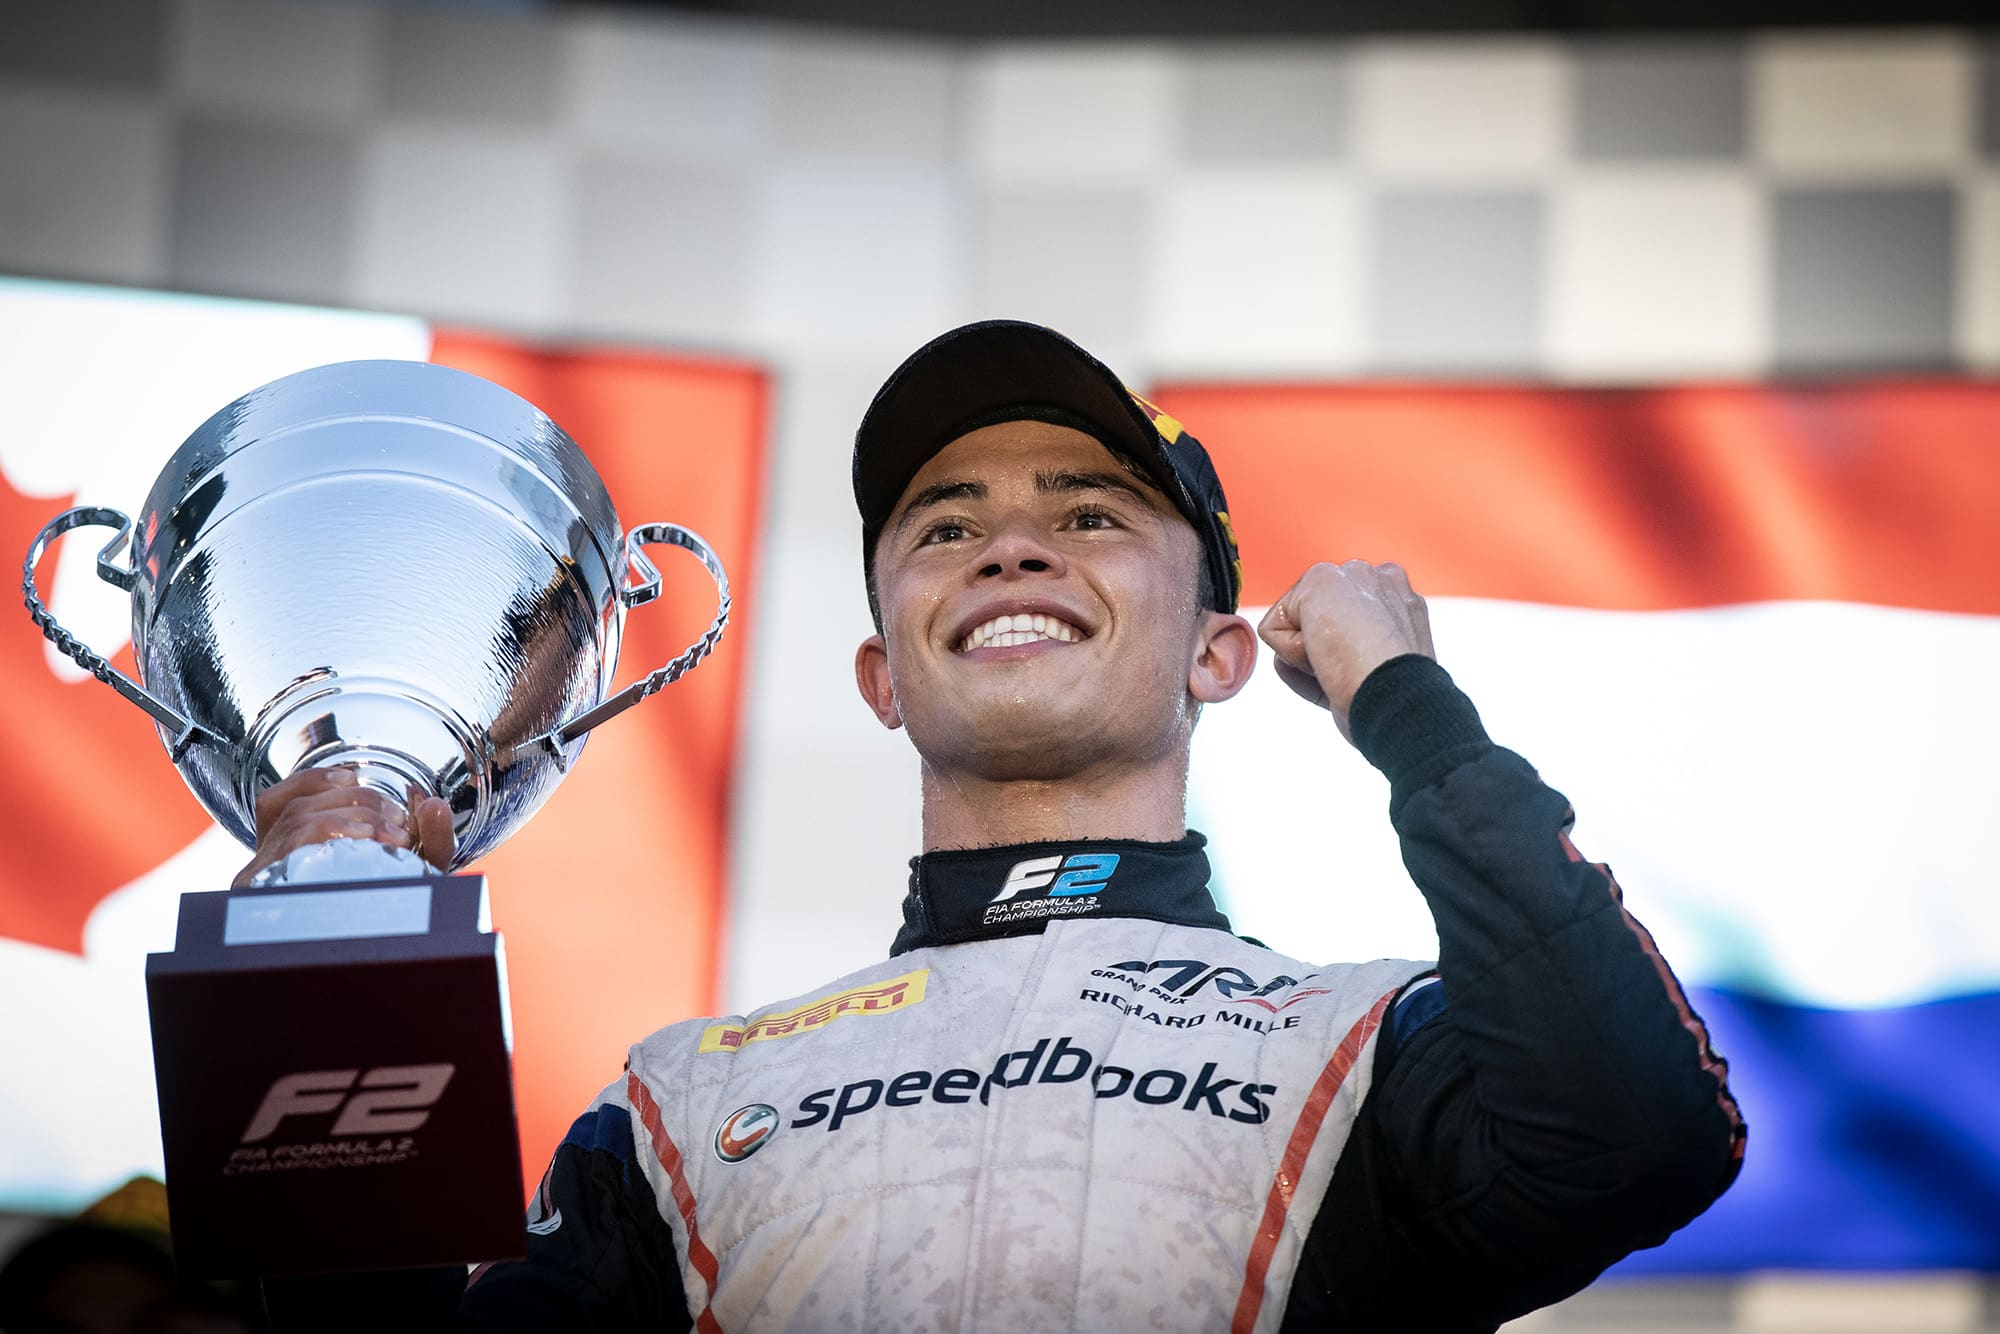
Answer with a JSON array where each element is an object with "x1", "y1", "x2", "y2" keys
[{"x1": 917, "y1": 755, "x2": 1189, "y2": 851}]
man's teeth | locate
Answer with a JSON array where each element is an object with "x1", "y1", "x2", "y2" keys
[{"x1": 958, "y1": 612, "x2": 1083, "y2": 652}]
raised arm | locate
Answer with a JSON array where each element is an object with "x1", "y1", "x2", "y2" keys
[{"x1": 1259, "y1": 564, "x2": 1744, "y2": 1330}]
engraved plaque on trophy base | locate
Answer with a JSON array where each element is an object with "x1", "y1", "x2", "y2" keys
[{"x1": 145, "y1": 875, "x2": 524, "y2": 1277}]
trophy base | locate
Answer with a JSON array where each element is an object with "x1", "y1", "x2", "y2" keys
[{"x1": 146, "y1": 874, "x2": 524, "y2": 1278}]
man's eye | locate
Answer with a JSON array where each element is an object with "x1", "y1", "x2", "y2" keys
[
  {"x1": 921, "y1": 521, "x2": 968, "y2": 544},
  {"x1": 1070, "y1": 507, "x2": 1116, "y2": 530}
]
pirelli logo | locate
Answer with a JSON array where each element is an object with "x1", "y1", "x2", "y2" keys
[{"x1": 699, "y1": 970, "x2": 930, "y2": 1054}]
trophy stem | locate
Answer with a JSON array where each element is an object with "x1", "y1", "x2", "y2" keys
[{"x1": 255, "y1": 838, "x2": 434, "y2": 887}]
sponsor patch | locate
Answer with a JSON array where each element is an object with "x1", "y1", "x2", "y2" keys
[
  {"x1": 714, "y1": 1103, "x2": 780, "y2": 1163},
  {"x1": 788, "y1": 1034, "x2": 1275, "y2": 1135},
  {"x1": 1082, "y1": 959, "x2": 1332, "y2": 1035},
  {"x1": 699, "y1": 969, "x2": 929, "y2": 1054},
  {"x1": 1093, "y1": 957, "x2": 1330, "y2": 1008},
  {"x1": 983, "y1": 853, "x2": 1120, "y2": 927},
  {"x1": 1080, "y1": 987, "x2": 1306, "y2": 1036}
]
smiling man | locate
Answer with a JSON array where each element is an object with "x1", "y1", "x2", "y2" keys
[{"x1": 258, "y1": 321, "x2": 1743, "y2": 1332}]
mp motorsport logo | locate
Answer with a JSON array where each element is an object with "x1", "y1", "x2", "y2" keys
[
  {"x1": 715, "y1": 1103, "x2": 780, "y2": 1163},
  {"x1": 984, "y1": 853, "x2": 1120, "y2": 927}
]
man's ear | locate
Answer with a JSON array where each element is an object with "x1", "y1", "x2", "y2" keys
[
  {"x1": 854, "y1": 634, "x2": 904, "y2": 730},
  {"x1": 1188, "y1": 612, "x2": 1258, "y2": 705}
]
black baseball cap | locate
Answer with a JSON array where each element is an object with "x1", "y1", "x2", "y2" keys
[{"x1": 853, "y1": 320, "x2": 1243, "y2": 617}]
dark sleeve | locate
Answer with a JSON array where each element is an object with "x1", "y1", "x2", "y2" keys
[
  {"x1": 258, "y1": 1102, "x2": 689, "y2": 1332},
  {"x1": 1282, "y1": 655, "x2": 1747, "y2": 1333}
]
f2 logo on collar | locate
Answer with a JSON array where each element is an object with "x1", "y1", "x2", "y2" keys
[{"x1": 991, "y1": 853, "x2": 1121, "y2": 904}]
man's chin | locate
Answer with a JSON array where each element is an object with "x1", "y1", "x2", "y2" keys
[{"x1": 910, "y1": 702, "x2": 1114, "y2": 781}]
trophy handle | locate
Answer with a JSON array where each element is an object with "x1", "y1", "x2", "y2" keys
[
  {"x1": 23, "y1": 507, "x2": 227, "y2": 760},
  {"x1": 529, "y1": 523, "x2": 731, "y2": 768}
]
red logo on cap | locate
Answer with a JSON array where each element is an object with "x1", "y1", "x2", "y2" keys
[{"x1": 1125, "y1": 389, "x2": 1185, "y2": 445}]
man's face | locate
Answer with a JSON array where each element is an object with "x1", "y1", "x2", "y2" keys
[{"x1": 859, "y1": 419, "x2": 1213, "y2": 781}]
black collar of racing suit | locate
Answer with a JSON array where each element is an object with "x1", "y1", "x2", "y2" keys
[{"x1": 889, "y1": 830, "x2": 1233, "y2": 956}]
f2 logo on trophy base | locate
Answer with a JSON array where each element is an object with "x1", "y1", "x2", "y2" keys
[{"x1": 242, "y1": 1063, "x2": 456, "y2": 1143}]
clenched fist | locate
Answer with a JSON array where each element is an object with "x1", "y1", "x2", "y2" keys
[
  {"x1": 232, "y1": 765, "x2": 456, "y2": 888},
  {"x1": 1257, "y1": 560, "x2": 1435, "y2": 743}
]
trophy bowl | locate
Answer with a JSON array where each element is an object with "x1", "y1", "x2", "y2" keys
[{"x1": 24, "y1": 358, "x2": 729, "y2": 879}]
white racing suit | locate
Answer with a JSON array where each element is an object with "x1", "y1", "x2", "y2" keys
[
  {"x1": 262, "y1": 657, "x2": 1745, "y2": 1332},
  {"x1": 609, "y1": 910, "x2": 1429, "y2": 1333}
]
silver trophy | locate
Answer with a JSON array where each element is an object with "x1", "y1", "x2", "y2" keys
[
  {"x1": 20, "y1": 359, "x2": 731, "y2": 1275},
  {"x1": 23, "y1": 357, "x2": 729, "y2": 882}
]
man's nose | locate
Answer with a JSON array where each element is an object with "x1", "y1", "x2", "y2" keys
[{"x1": 974, "y1": 518, "x2": 1065, "y2": 581}]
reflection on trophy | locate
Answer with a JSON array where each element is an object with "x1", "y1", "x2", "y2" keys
[{"x1": 21, "y1": 360, "x2": 729, "y2": 1277}]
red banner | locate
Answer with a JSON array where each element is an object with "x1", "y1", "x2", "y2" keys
[{"x1": 1153, "y1": 382, "x2": 2000, "y2": 614}]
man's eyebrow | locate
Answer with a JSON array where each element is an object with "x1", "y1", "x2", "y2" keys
[
  {"x1": 891, "y1": 468, "x2": 1162, "y2": 538},
  {"x1": 1036, "y1": 469, "x2": 1160, "y2": 509},
  {"x1": 893, "y1": 479, "x2": 987, "y2": 536}
]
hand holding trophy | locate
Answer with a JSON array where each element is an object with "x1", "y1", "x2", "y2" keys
[
  {"x1": 233, "y1": 762, "x2": 457, "y2": 888},
  {"x1": 21, "y1": 360, "x2": 729, "y2": 1277}
]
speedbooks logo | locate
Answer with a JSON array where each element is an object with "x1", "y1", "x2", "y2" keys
[{"x1": 788, "y1": 1034, "x2": 1273, "y2": 1134}]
